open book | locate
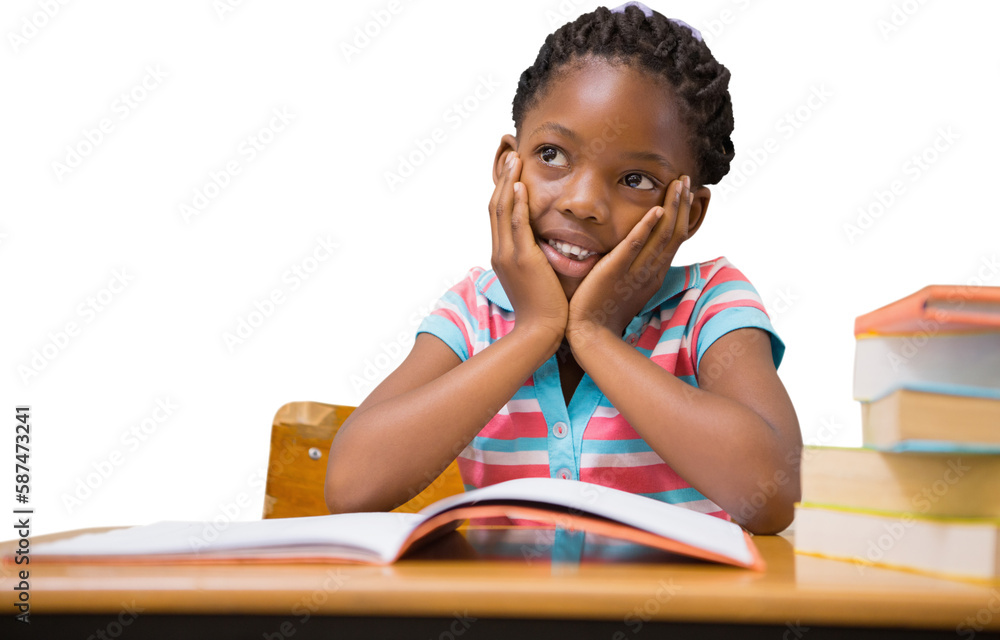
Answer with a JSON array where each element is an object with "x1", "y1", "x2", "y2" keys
[{"x1": 28, "y1": 477, "x2": 764, "y2": 570}]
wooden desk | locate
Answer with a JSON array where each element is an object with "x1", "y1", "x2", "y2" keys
[{"x1": 2, "y1": 526, "x2": 998, "y2": 639}]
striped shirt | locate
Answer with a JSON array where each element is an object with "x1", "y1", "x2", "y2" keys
[{"x1": 416, "y1": 256, "x2": 784, "y2": 520}]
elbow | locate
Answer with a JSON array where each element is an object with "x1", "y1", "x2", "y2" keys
[
  {"x1": 739, "y1": 499, "x2": 795, "y2": 535},
  {"x1": 324, "y1": 474, "x2": 348, "y2": 514},
  {"x1": 731, "y1": 472, "x2": 801, "y2": 535},
  {"x1": 325, "y1": 462, "x2": 390, "y2": 514},
  {"x1": 324, "y1": 467, "x2": 366, "y2": 515}
]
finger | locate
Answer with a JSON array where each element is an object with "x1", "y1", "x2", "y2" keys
[
  {"x1": 493, "y1": 153, "x2": 520, "y2": 256},
  {"x1": 510, "y1": 180, "x2": 534, "y2": 253},
  {"x1": 606, "y1": 205, "x2": 663, "y2": 270},
  {"x1": 490, "y1": 152, "x2": 518, "y2": 256},
  {"x1": 666, "y1": 176, "x2": 693, "y2": 253},
  {"x1": 637, "y1": 176, "x2": 686, "y2": 270}
]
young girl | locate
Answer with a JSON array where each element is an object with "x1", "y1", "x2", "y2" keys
[{"x1": 326, "y1": 2, "x2": 801, "y2": 534}]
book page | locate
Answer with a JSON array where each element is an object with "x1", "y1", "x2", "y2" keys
[
  {"x1": 33, "y1": 512, "x2": 425, "y2": 564},
  {"x1": 419, "y1": 477, "x2": 754, "y2": 566}
]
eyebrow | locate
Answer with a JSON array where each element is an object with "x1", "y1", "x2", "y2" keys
[
  {"x1": 529, "y1": 121, "x2": 579, "y2": 142},
  {"x1": 528, "y1": 121, "x2": 676, "y2": 172}
]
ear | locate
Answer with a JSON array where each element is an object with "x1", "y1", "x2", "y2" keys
[
  {"x1": 492, "y1": 134, "x2": 519, "y2": 186},
  {"x1": 686, "y1": 186, "x2": 711, "y2": 238}
]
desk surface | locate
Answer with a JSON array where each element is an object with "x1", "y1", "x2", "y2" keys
[{"x1": 2, "y1": 525, "x2": 998, "y2": 636}]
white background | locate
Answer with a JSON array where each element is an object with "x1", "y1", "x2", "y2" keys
[{"x1": 3, "y1": 0, "x2": 998, "y2": 538}]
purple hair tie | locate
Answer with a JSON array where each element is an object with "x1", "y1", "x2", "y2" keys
[{"x1": 609, "y1": 2, "x2": 704, "y2": 42}]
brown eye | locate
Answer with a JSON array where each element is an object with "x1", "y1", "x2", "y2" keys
[
  {"x1": 622, "y1": 173, "x2": 655, "y2": 190},
  {"x1": 539, "y1": 146, "x2": 568, "y2": 166}
]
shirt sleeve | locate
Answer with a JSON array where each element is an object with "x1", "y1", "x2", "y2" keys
[
  {"x1": 415, "y1": 269, "x2": 483, "y2": 362},
  {"x1": 689, "y1": 263, "x2": 785, "y2": 372}
]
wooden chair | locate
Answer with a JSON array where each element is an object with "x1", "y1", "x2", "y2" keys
[{"x1": 263, "y1": 401, "x2": 465, "y2": 519}]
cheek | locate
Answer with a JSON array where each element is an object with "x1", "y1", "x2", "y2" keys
[{"x1": 520, "y1": 173, "x2": 560, "y2": 221}]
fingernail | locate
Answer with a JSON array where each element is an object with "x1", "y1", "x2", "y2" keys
[
  {"x1": 513, "y1": 182, "x2": 521, "y2": 194},
  {"x1": 507, "y1": 153, "x2": 517, "y2": 169},
  {"x1": 682, "y1": 175, "x2": 691, "y2": 190}
]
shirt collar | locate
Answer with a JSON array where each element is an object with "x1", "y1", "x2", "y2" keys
[{"x1": 475, "y1": 266, "x2": 695, "y2": 316}]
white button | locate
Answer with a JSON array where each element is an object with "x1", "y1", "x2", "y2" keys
[
  {"x1": 553, "y1": 421, "x2": 568, "y2": 439},
  {"x1": 556, "y1": 468, "x2": 572, "y2": 480},
  {"x1": 626, "y1": 334, "x2": 638, "y2": 345}
]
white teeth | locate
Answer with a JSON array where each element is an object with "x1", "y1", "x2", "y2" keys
[{"x1": 547, "y1": 239, "x2": 595, "y2": 260}]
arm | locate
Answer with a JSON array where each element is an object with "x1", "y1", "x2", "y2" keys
[
  {"x1": 566, "y1": 175, "x2": 800, "y2": 533},
  {"x1": 569, "y1": 325, "x2": 801, "y2": 534},
  {"x1": 325, "y1": 327, "x2": 558, "y2": 514},
  {"x1": 326, "y1": 152, "x2": 567, "y2": 513}
]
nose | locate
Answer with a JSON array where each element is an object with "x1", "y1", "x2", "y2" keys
[{"x1": 553, "y1": 169, "x2": 611, "y2": 223}]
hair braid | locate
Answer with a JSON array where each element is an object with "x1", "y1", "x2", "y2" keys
[{"x1": 511, "y1": 5, "x2": 735, "y2": 185}]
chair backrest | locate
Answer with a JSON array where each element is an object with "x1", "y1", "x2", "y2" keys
[{"x1": 263, "y1": 401, "x2": 465, "y2": 518}]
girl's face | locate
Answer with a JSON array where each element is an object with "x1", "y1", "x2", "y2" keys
[{"x1": 494, "y1": 57, "x2": 710, "y2": 299}]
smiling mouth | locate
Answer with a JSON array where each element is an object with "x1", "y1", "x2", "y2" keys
[{"x1": 546, "y1": 238, "x2": 599, "y2": 261}]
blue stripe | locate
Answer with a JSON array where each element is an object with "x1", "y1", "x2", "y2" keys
[
  {"x1": 470, "y1": 436, "x2": 548, "y2": 452},
  {"x1": 640, "y1": 487, "x2": 709, "y2": 504},
  {"x1": 696, "y1": 307, "x2": 783, "y2": 369},
  {"x1": 511, "y1": 385, "x2": 540, "y2": 401},
  {"x1": 416, "y1": 314, "x2": 469, "y2": 361},
  {"x1": 695, "y1": 279, "x2": 758, "y2": 307},
  {"x1": 580, "y1": 439, "x2": 654, "y2": 454}
]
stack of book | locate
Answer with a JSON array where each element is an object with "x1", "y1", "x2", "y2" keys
[{"x1": 794, "y1": 285, "x2": 1000, "y2": 581}]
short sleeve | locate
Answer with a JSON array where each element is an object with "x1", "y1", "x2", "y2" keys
[
  {"x1": 690, "y1": 263, "x2": 785, "y2": 371},
  {"x1": 415, "y1": 269, "x2": 484, "y2": 362},
  {"x1": 697, "y1": 307, "x2": 785, "y2": 370}
]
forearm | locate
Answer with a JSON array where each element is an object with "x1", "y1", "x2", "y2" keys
[
  {"x1": 327, "y1": 326, "x2": 560, "y2": 513},
  {"x1": 571, "y1": 328, "x2": 799, "y2": 533}
]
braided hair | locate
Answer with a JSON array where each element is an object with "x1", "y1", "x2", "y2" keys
[{"x1": 511, "y1": 5, "x2": 735, "y2": 186}]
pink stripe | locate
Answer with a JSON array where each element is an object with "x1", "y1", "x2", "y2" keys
[
  {"x1": 581, "y1": 416, "x2": 640, "y2": 440},
  {"x1": 663, "y1": 298, "x2": 697, "y2": 329},
  {"x1": 489, "y1": 314, "x2": 516, "y2": 340},
  {"x1": 458, "y1": 457, "x2": 549, "y2": 486},
  {"x1": 433, "y1": 308, "x2": 473, "y2": 358},
  {"x1": 477, "y1": 413, "x2": 548, "y2": 439},
  {"x1": 580, "y1": 463, "x2": 690, "y2": 494}
]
